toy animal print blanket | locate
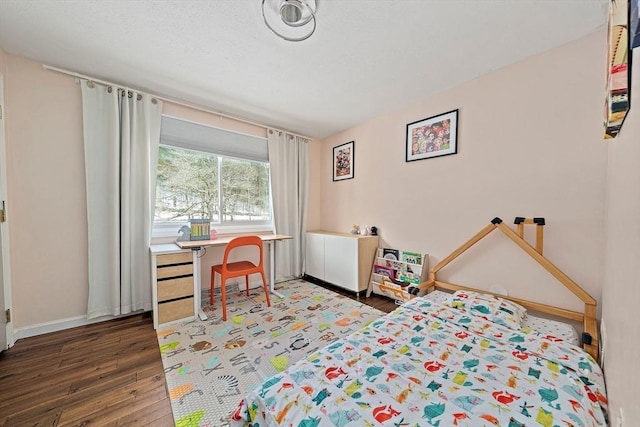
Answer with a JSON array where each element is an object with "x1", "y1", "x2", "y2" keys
[{"x1": 231, "y1": 297, "x2": 607, "y2": 427}]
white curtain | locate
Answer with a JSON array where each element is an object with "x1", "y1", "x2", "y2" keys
[
  {"x1": 81, "y1": 81, "x2": 162, "y2": 319},
  {"x1": 268, "y1": 129, "x2": 309, "y2": 281}
]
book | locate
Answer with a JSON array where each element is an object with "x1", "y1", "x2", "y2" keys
[
  {"x1": 373, "y1": 264, "x2": 395, "y2": 279},
  {"x1": 401, "y1": 251, "x2": 422, "y2": 265},
  {"x1": 382, "y1": 248, "x2": 400, "y2": 261},
  {"x1": 385, "y1": 260, "x2": 413, "y2": 273},
  {"x1": 395, "y1": 270, "x2": 421, "y2": 284}
]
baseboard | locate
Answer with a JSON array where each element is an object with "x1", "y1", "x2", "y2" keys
[{"x1": 14, "y1": 310, "x2": 151, "y2": 341}]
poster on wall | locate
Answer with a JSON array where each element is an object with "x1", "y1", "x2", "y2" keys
[
  {"x1": 405, "y1": 109, "x2": 458, "y2": 162},
  {"x1": 604, "y1": 0, "x2": 631, "y2": 139},
  {"x1": 332, "y1": 141, "x2": 354, "y2": 181}
]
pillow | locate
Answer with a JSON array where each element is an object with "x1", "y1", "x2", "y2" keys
[{"x1": 446, "y1": 290, "x2": 527, "y2": 330}]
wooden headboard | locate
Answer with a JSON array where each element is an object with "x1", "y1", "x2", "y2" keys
[{"x1": 417, "y1": 217, "x2": 599, "y2": 361}]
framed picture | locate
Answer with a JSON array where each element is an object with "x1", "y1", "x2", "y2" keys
[
  {"x1": 406, "y1": 109, "x2": 458, "y2": 162},
  {"x1": 333, "y1": 141, "x2": 354, "y2": 181}
]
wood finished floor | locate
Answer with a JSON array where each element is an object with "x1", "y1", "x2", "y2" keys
[{"x1": 0, "y1": 282, "x2": 397, "y2": 426}]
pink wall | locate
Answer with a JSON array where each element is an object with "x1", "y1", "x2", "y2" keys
[
  {"x1": 306, "y1": 140, "x2": 322, "y2": 230},
  {"x1": 317, "y1": 31, "x2": 608, "y2": 313},
  {"x1": 602, "y1": 49, "x2": 640, "y2": 425},
  {"x1": 4, "y1": 54, "x2": 89, "y2": 330}
]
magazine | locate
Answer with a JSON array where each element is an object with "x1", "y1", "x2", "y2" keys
[
  {"x1": 385, "y1": 260, "x2": 413, "y2": 273},
  {"x1": 401, "y1": 251, "x2": 422, "y2": 265},
  {"x1": 395, "y1": 270, "x2": 421, "y2": 284},
  {"x1": 382, "y1": 248, "x2": 400, "y2": 260},
  {"x1": 373, "y1": 264, "x2": 395, "y2": 279}
]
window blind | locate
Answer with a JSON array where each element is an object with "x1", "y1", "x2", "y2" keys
[{"x1": 160, "y1": 116, "x2": 269, "y2": 162}]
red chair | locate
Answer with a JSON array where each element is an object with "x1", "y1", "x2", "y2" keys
[{"x1": 210, "y1": 235, "x2": 271, "y2": 321}]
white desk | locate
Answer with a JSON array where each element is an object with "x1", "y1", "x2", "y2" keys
[{"x1": 175, "y1": 233, "x2": 292, "y2": 320}]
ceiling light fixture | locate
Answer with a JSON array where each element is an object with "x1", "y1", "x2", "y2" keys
[{"x1": 262, "y1": 0, "x2": 317, "y2": 42}]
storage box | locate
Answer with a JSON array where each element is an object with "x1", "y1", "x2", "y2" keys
[{"x1": 189, "y1": 219, "x2": 211, "y2": 241}]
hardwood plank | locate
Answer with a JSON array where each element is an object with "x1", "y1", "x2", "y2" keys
[
  {"x1": 0, "y1": 361, "x2": 120, "y2": 418},
  {"x1": 115, "y1": 398, "x2": 174, "y2": 426},
  {"x1": 59, "y1": 332, "x2": 123, "y2": 354},
  {"x1": 68, "y1": 372, "x2": 138, "y2": 397},
  {"x1": 3, "y1": 408, "x2": 62, "y2": 427},
  {"x1": 149, "y1": 413, "x2": 177, "y2": 427},
  {"x1": 0, "y1": 358, "x2": 119, "y2": 399},
  {"x1": 57, "y1": 375, "x2": 167, "y2": 425},
  {"x1": 58, "y1": 337, "x2": 155, "y2": 368},
  {"x1": 135, "y1": 363, "x2": 166, "y2": 382},
  {"x1": 0, "y1": 381, "x2": 72, "y2": 415}
]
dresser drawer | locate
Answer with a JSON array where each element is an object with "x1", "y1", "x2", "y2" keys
[
  {"x1": 158, "y1": 297, "x2": 194, "y2": 324},
  {"x1": 157, "y1": 276, "x2": 193, "y2": 302},
  {"x1": 157, "y1": 263, "x2": 193, "y2": 279},
  {"x1": 157, "y1": 252, "x2": 192, "y2": 266}
]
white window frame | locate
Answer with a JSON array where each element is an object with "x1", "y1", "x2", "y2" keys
[{"x1": 152, "y1": 116, "x2": 274, "y2": 239}]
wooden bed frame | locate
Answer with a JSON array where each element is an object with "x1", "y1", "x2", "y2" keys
[{"x1": 417, "y1": 217, "x2": 599, "y2": 361}]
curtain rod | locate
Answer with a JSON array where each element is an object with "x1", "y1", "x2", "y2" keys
[{"x1": 42, "y1": 64, "x2": 312, "y2": 140}]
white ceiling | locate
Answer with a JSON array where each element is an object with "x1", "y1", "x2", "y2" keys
[{"x1": 0, "y1": 0, "x2": 608, "y2": 139}]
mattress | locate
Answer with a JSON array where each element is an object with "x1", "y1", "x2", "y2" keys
[
  {"x1": 423, "y1": 290, "x2": 581, "y2": 345},
  {"x1": 231, "y1": 295, "x2": 607, "y2": 426}
]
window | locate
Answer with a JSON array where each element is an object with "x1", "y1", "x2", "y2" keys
[{"x1": 153, "y1": 116, "x2": 272, "y2": 237}]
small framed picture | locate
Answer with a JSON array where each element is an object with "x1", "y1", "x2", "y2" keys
[
  {"x1": 333, "y1": 141, "x2": 354, "y2": 181},
  {"x1": 406, "y1": 109, "x2": 458, "y2": 162}
]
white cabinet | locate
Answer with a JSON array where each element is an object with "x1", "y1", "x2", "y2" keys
[
  {"x1": 305, "y1": 231, "x2": 378, "y2": 293},
  {"x1": 324, "y1": 234, "x2": 357, "y2": 289},
  {"x1": 305, "y1": 232, "x2": 325, "y2": 279}
]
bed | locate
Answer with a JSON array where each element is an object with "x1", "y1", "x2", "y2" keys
[
  {"x1": 230, "y1": 218, "x2": 607, "y2": 426},
  {"x1": 418, "y1": 289, "x2": 581, "y2": 346}
]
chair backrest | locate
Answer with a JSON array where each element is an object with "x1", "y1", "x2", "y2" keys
[{"x1": 222, "y1": 235, "x2": 264, "y2": 267}]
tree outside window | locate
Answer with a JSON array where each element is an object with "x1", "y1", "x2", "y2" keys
[{"x1": 155, "y1": 145, "x2": 271, "y2": 226}]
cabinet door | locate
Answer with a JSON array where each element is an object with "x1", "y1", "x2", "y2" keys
[
  {"x1": 305, "y1": 233, "x2": 325, "y2": 279},
  {"x1": 324, "y1": 235, "x2": 358, "y2": 291}
]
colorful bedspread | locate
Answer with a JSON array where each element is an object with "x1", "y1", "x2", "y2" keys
[{"x1": 230, "y1": 297, "x2": 607, "y2": 426}]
